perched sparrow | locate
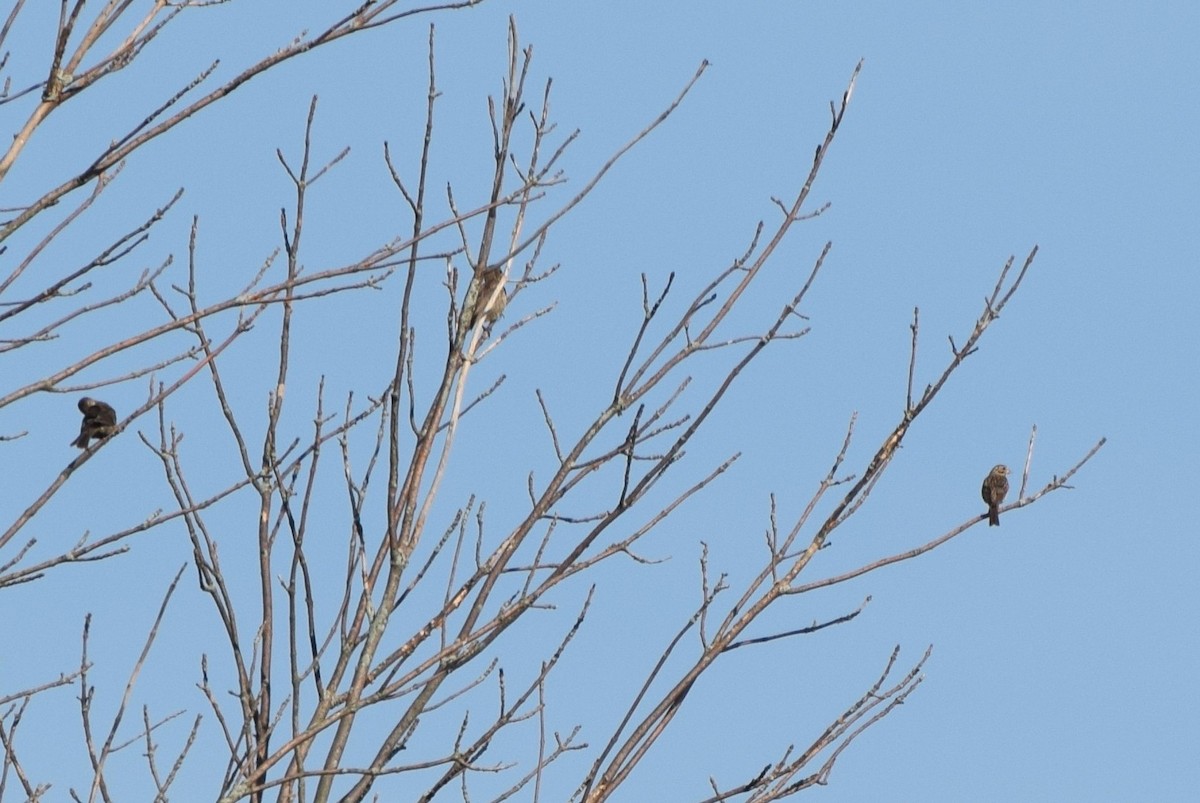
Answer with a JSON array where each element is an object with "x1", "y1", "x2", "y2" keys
[
  {"x1": 466, "y1": 267, "x2": 507, "y2": 328},
  {"x1": 980, "y1": 464, "x2": 1010, "y2": 527},
  {"x1": 71, "y1": 397, "x2": 117, "y2": 449}
]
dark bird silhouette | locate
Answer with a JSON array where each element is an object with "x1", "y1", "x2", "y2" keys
[
  {"x1": 71, "y1": 397, "x2": 117, "y2": 449},
  {"x1": 980, "y1": 464, "x2": 1010, "y2": 526}
]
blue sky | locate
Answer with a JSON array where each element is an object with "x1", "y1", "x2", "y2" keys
[{"x1": 2, "y1": 1, "x2": 1196, "y2": 800}]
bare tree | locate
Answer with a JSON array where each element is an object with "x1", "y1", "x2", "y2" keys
[{"x1": 0, "y1": 3, "x2": 1103, "y2": 802}]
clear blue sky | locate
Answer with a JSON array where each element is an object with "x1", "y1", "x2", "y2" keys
[{"x1": 3, "y1": 2, "x2": 1196, "y2": 800}]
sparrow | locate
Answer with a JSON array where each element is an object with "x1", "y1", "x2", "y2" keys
[
  {"x1": 466, "y1": 267, "x2": 507, "y2": 329},
  {"x1": 980, "y1": 464, "x2": 1010, "y2": 527},
  {"x1": 71, "y1": 397, "x2": 117, "y2": 449}
]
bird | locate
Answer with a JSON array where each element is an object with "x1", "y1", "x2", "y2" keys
[
  {"x1": 980, "y1": 464, "x2": 1010, "y2": 526},
  {"x1": 71, "y1": 397, "x2": 117, "y2": 449},
  {"x1": 466, "y1": 267, "x2": 507, "y2": 329}
]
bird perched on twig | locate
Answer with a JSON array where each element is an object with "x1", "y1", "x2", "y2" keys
[
  {"x1": 465, "y1": 267, "x2": 507, "y2": 329},
  {"x1": 980, "y1": 464, "x2": 1010, "y2": 526},
  {"x1": 71, "y1": 397, "x2": 117, "y2": 449}
]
